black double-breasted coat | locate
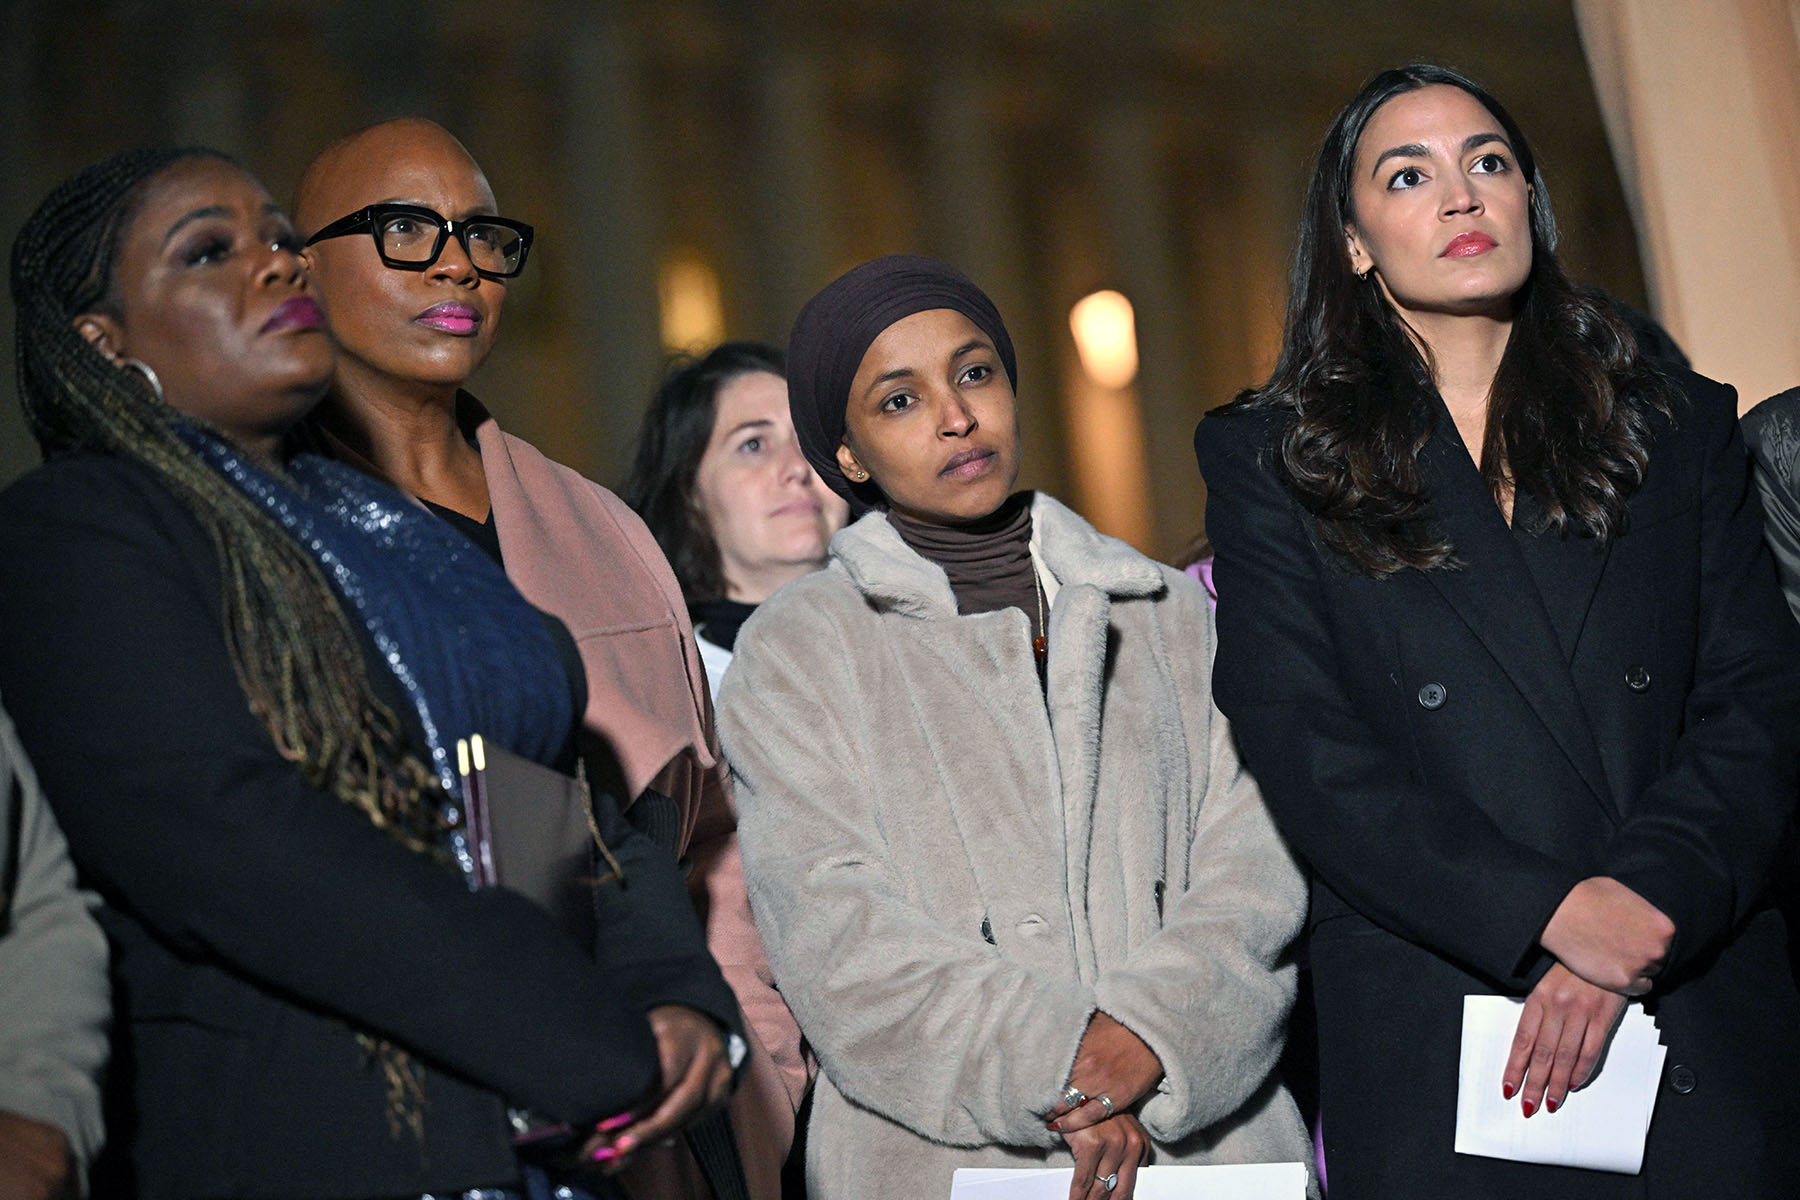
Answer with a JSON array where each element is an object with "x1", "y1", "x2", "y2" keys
[
  {"x1": 0, "y1": 454, "x2": 742, "y2": 1199},
  {"x1": 1195, "y1": 370, "x2": 1800, "y2": 1199}
]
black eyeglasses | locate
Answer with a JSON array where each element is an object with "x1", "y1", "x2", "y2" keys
[{"x1": 305, "y1": 204, "x2": 534, "y2": 280}]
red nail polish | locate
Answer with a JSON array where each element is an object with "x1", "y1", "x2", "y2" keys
[
  {"x1": 1546, "y1": 1097, "x2": 1560, "y2": 1113},
  {"x1": 1521, "y1": 1098, "x2": 1536, "y2": 1118},
  {"x1": 1046, "y1": 1120, "x2": 1060, "y2": 1132},
  {"x1": 1502, "y1": 1082, "x2": 1516, "y2": 1100}
]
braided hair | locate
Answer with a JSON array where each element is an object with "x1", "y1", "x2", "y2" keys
[{"x1": 11, "y1": 147, "x2": 444, "y2": 1130}]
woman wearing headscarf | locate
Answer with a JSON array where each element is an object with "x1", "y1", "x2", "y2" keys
[
  {"x1": 292, "y1": 119, "x2": 805, "y2": 1200},
  {"x1": 0, "y1": 147, "x2": 737, "y2": 1199},
  {"x1": 623, "y1": 342, "x2": 847, "y2": 702},
  {"x1": 1194, "y1": 65, "x2": 1800, "y2": 1198},
  {"x1": 718, "y1": 255, "x2": 1313, "y2": 1200}
]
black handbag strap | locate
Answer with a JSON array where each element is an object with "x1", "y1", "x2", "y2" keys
[{"x1": 685, "y1": 1109, "x2": 751, "y2": 1200}]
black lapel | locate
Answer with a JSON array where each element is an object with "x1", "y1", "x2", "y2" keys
[
  {"x1": 1416, "y1": 426, "x2": 1622, "y2": 821},
  {"x1": 1510, "y1": 489, "x2": 1613, "y2": 664}
]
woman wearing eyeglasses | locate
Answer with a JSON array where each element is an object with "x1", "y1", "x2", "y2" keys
[{"x1": 294, "y1": 118, "x2": 805, "y2": 1200}]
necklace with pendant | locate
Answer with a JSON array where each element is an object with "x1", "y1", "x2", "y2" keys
[{"x1": 1033, "y1": 569, "x2": 1048, "y2": 664}]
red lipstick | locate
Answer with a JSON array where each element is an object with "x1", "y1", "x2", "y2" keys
[
  {"x1": 260, "y1": 296, "x2": 324, "y2": 334},
  {"x1": 415, "y1": 301, "x2": 481, "y2": 335},
  {"x1": 1441, "y1": 231, "x2": 1497, "y2": 258}
]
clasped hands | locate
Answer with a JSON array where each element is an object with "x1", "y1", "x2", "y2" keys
[
  {"x1": 1503, "y1": 877, "x2": 1674, "y2": 1119},
  {"x1": 1041, "y1": 1012, "x2": 1163, "y2": 1200},
  {"x1": 576, "y1": 1004, "x2": 734, "y2": 1174}
]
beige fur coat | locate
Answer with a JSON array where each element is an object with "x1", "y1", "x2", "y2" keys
[{"x1": 719, "y1": 495, "x2": 1313, "y2": 1199}]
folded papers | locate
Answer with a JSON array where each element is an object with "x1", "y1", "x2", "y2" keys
[
  {"x1": 948, "y1": 1163, "x2": 1308, "y2": 1198},
  {"x1": 1456, "y1": 994, "x2": 1666, "y2": 1174}
]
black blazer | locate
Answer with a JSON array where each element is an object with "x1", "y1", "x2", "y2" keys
[
  {"x1": 0, "y1": 454, "x2": 741, "y2": 1200},
  {"x1": 1195, "y1": 371, "x2": 1800, "y2": 1200}
]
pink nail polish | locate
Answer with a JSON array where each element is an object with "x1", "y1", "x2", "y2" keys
[
  {"x1": 1521, "y1": 1098, "x2": 1536, "y2": 1118},
  {"x1": 590, "y1": 1147, "x2": 620, "y2": 1163},
  {"x1": 596, "y1": 1112, "x2": 633, "y2": 1133},
  {"x1": 1502, "y1": 1082, "x2": 1516, "y2": 1100},
  {"x1": 616, "y1": 1134, "x2": 637, "y2": 1153}
]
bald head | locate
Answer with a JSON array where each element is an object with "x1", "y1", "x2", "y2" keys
[
  {"x1": 295, "y1": 118, "x2": 511, "y2": 397},
  {"x1": 292, "y1": 117, "x2": 494, "y2": 238}
]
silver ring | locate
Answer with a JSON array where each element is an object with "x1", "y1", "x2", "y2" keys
[
  {"x1": 1060, "y1": 1083, "x2": 1087, "y2": 1109},
  {"x1": 1098, "y1": 1173, "x2": 1118, "y2": 1192},
  {"x1": 1096, "y1": 1092, "x2": 1115, "y2": 1118}
]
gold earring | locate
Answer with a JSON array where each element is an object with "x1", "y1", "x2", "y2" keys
[{"x1": 845, "y1": 464, "x2": 868, "y2": 482}]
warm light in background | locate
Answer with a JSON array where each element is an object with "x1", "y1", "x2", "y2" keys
[
  {"x1": 1063, "y1": 289, "x2": 1151, "y2": 550},
  {"x1": 1068, "y1": 289, "x2": 1140, "y2": 389},
  {"x1": 657, "y1": 250, "x2": 725, "y2": 352}
]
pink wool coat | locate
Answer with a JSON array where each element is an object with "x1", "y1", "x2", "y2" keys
[{"x1": 337, "y1": 401, "x2": 806, "y2": 1200}]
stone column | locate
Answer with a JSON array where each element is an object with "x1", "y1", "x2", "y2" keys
[
  {"x1": 1576, "y1": 0, "x2": 1800, "y2": 409},
  {"x1": 560, "y1": 5, "x2": 664, "y2": 483},
  {"x1": 1085, "y1": 93, "x2": 1196, "y2": 560},
  {"x1": 747, "y1": 4, "x2": 836, "y2": 340}
]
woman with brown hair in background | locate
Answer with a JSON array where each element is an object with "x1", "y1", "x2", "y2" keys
[
  {"x1": 624, "y1": 341, "x2": 847, "y2": 703},
  {"x1": 1195, "y1": 64, "x2": 1800, "y2": 1198}
]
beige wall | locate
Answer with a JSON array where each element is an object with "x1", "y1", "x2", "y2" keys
[{"x1": 1577, "y1": 0, "x2": 1800, "y2": 411}]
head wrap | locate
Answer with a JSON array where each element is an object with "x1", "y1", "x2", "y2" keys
[{"x1": 787, "y1": 254, "x2": 1017, "y2": 512}]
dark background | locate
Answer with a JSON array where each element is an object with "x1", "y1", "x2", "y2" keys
[{"x1": 0, "y1": 0, "x2": 1643, "y2": 558}]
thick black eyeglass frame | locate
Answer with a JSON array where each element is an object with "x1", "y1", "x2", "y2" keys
[{"x1": 304, "y1": 203, "x2": 535, "y2": 280}]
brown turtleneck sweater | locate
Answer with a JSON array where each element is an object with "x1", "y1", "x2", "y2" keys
[{"x1": 888, "y1": 492, "x2": 1045, "y2": 664}]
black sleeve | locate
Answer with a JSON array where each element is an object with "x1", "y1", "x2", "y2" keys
[
  {"x1": 1741, "y1": 388, "x2": 1800, "y2": 626},
  {"x1": 1195, "y1": 411, "x2": 1584, "y2": 989},
  {"x1": 0, "y1": 459, "x2": 661, "y2": 1127},
  {"x1": 1603, "y1": 377, "x2": 1800, "y2": 969},
  {"x1": 586, "y1": 775, "x2": 744, "y2": 1037}
]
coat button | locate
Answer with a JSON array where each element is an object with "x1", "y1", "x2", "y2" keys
[
  {"x1": 1667, "y1": 1064, "x2": 1696, "y2": 1094},
  {"x1": 1417, "y1": 682, "x2": 1448, "y2": 710},
  {"x1": 1625, "y1": 665, "x2": 1651, "y2": 692}
]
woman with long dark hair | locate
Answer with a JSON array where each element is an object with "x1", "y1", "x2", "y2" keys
[
  {"x1": 1195, "y1": 64, "x2": 1800, "y2": 1197},
  {"x1": 623, "y1": 342, "x2": 847, "y2": 700},
  {"x1": 0, "y1": 147, "x2": 737, "y2": 1199}
]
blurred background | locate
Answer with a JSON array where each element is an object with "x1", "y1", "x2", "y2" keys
[{"x1": 3, "y1": 1, "x2": 1794, "y2": 561}]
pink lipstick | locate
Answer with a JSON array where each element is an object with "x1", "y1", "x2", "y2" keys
[
  {"x1": 1441, "y1": 231, "x2": 1497, "y2": 258},
  {"x1": 260, "y1": 296, "x2": 325, "y2": 334},
  {"x1": 940, "y1": 447, "x2": 996, "y2": 479},
  {"x1": 415, "y1": 301, "x2": 481, "y2": 335}
]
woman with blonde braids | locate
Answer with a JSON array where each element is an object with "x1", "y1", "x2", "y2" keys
[{"x1": 0, "y1": 148, "x2": 739, "y2": 1200}]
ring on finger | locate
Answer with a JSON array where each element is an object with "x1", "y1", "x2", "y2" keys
[
  {"x1": 1094, "y1": 1093, "x2": 1115, "y2": 1118},
  {"x1": 1061, "y1": 1083, "x2": 1088, "y2": 1109},
  {"x1": 1097, "y1": 1172, "x2": 1118, "y2": 1192}
]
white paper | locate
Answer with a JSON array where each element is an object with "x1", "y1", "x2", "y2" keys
[
  {"x1": 1455, "y1": 994, "x2": 1666, "y2": 1174},
  {"x1": 948, "y1": 1163, "x2": 1308, "y2": 1199}
]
